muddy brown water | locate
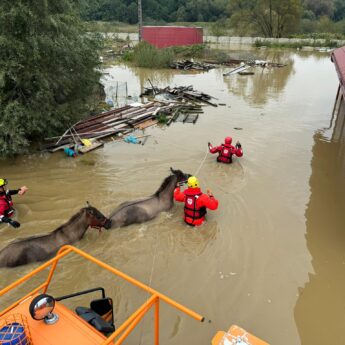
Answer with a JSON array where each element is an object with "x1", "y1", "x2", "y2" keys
[{"x1": 0, "y1": 50, "x2": 344, "y2": 345}]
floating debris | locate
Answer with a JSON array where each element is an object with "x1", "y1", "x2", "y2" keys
[
  {"x1": 141, "y1": 85, "x2": 218, "y2": 107},
  {"x1": 170, "y1": 60, "x2": 215, "y2": 71},
  {"x1": 223, "y1": 64, "x2": 250, "y2": 76},
  {"x1": 44, "y1": 102, "x2": 177, "y2": 152},
  {"x1": 238, "y1": 71, "x2": 255, "y2": 76},
  {"x1": 44, "y1": 83, "x2": 218, "y2": 154},
  {"x1": 204, "y1": 58, "x2": 286, "y2": 68}
]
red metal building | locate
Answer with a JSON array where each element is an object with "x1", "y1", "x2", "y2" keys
[{"x1": 142, "y1": 26, "x2": 203, "y2": 48}]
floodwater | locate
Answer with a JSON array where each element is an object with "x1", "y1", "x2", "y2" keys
[{"x1": 0, "y1": 49, "x2": 344, "y2": 345}]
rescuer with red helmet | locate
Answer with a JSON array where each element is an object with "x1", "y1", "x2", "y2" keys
[
  {"x1": 174, "y1": 176, "x2": 218, "y2": 226},
  {"x1": 208, "y1": 136, "x2": 243, "y2": 164},
  {"x1": 0, "y1": 178, "x2": 28, "y2": 228}
]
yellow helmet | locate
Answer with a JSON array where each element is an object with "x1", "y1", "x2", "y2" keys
[
  {"x1": 0, "y1": 179, "x2": 7, "y2": 187},
  {"x1": 187, "y1": 176, "x2": 199, "y2": 188}
]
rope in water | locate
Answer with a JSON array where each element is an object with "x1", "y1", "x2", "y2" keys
[
  {"x1": 139, "y1": 149, "x2": 210, "y2": 343},
  {"x1": 194, "y1": 147, "x2": 209, "y2": 176}
]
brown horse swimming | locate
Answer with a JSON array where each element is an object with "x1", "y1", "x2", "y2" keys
[
  {"x1": 0, "y1": 205, "x2": 112, "y2": 268},
  {"x1": 109, "y1": 168, "x2": 191, "y2": 228}
]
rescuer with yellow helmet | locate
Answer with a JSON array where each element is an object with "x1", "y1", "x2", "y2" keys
[
  {"x1": 0, "y1": 178, "x2": 28, "y2": 228},
  {"x1": 174, "y1": 176, "x2": 218, "y2": 226}
]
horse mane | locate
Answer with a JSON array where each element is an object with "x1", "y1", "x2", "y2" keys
[
  {"x1": 52, "y1": 208, "x2": 85, "y2": 234},
  {"x1": 154, "y1": 174, "x2": 175, "y2": 196},
  {"x1": 8, "y1": 209, "x2": 86, "y2": 245}
]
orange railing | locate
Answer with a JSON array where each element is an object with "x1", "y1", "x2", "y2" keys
[{"x1": 0, "y1": 245, "x2": 204, "y2": 344}]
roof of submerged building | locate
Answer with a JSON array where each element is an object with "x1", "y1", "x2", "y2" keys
[{"x1": 332, "y1": 46, "x2": 345, "y2": 95}]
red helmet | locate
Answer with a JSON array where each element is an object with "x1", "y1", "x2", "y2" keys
[{"x1": 224, "y1": 136, "x2": 232, "y2": 145}]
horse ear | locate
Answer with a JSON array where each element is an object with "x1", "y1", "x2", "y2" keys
[
  {"x1": 170, "y1": 167, "x2": 176, "y2": 174},
  {"x1": 86, "y1": 201, "x2": 90, "y2": 208}
]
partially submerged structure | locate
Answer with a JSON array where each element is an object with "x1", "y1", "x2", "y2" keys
[
  {"x1": 142, "y1": 26, "x2": 203, "y2": 48},
  {"x1": 44, "y1": 86, "x2": 217, "y2": 153},
  {"x1": 331, "y1": 46, "x2": 345, "y2": 141}
]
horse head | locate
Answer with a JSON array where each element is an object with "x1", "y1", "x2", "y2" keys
[
  {"x1": 84, "y1": 202, "x2": 112, "y2": 230},
  {"x1": 170, "y1": 167, "x2": 191, "y2": 184}
]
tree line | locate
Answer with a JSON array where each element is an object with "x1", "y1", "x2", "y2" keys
[{"x1": 81, "y1": 0, "x2": 345, "y2": 37}]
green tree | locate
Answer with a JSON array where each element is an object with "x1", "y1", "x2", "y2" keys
[
  {"x1": 0, "y1": 0, "x2": 102, "y2": 156},
  {"x1": 303, "y1": 0, "x2": 334, "y2": 18},
  {"x1": 230, "y1": 0, "x2": 302, "y2": 37}
]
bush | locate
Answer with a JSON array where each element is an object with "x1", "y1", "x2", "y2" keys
[
  {"x1": 171, "y1": 44, "x2": 206, "y2": 58},
  {"x1": 132, "y1": 42, "x2": 174, "y2": 68},
  {"x1": 126, "y1": 42, "x2": 207, "y2": 68}
]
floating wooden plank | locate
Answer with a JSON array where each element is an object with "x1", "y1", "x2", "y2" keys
[
  {"x1": 239, "y1": 71, "x2": 255, "y2": 75},
  {"x1": 78, "y1": 140, "x2": 104, "y2": 154},
  {"x1": 135, "y1": 119, "x2": 158, "y2": 130},
  {"x1": 223, "y1": 65, "x2": 250, "y2": 76}
]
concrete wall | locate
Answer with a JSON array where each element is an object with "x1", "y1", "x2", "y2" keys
[{"x1": 109, "y1": 33, "x2": 345, "y2": 47}]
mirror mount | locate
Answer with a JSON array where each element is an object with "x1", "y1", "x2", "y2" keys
[{"x1": 44, "y1": 312, "x2": 59, "y2": 325}]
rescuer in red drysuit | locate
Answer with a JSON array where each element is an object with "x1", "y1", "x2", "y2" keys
[
  {"x1": 208, "y1": 136, "x2": 243, "y2": 164},
  {"x1": 0, "y1": 178, "x2": 28, "y2": 228},
  {"x1": 174, "y1": 176, "x2": 218, "y2": 227}
]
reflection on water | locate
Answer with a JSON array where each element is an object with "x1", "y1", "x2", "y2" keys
[
  {"x1": 0, "y1": 49, "x2": 342, "y2": 344},
  {"x1": 223, "y1": 51, "x2": 295, "y2": 106},
  {"x1": 294, "y1": 95, "x2": 345, "y2": 344}
]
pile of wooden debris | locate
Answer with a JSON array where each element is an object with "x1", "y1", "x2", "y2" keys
[
  {"x1": 44, "y1": 85, "x2": 217, "y2": 154},
  {"x1": 170, "y1": 60, "x2": 215, "y2": 71},
  {"x1": 141, "y1": 85, "x2": 218, "y2": 107}
]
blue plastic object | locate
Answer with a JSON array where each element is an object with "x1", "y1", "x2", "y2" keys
[
  {"x1": 106, "y1": 99, "x2": 114, "y2": 107},
  {"x1": 0, "y1": 322, "x2": 27, "y2": 345},
  {"x1": 64, "y1": 147, "x2": 76, "y2": 157},
  {"x1": 124, "y1": 135, "x2": 138, "y2": 144}
]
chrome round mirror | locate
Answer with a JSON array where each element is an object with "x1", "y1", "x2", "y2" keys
[{"x1": 29, "y1": 294, "x2": 55, "y2": 321}]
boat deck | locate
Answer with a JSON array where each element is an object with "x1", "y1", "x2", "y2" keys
[{"x1": 1, "y1": 295, "x2": 106, "y2": 345}]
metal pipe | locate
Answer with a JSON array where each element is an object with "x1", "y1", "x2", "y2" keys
[{"x1": 155, "y1": 298, "x2": 160, "y2": 345}]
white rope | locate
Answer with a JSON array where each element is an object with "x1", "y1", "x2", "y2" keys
[
  {"x1": 194, "y1": 148, "x2": 209, "y2": 176},
  {"x1": 138, "y1": 148, "x2": 209, "y2": 344},
  {"x1": 138, "y1": 233, "x2": 159, "y2": 345}
]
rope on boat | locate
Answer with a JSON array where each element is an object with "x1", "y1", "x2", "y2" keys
[{"x1": 138, "y1": 232, "x2": 159, "y2": 345}]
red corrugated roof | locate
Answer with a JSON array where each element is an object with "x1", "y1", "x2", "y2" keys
[{"x1": 332, "y1": 46, "x2": 345, "y2": 95}]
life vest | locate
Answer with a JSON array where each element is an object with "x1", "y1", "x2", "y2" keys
[
  {"x1": 184, "y1": 193, "x2": 207, "y2": 222},
  {"x1": 0, "y1": 192, "x2": 14, "y2": 217},
  {"x1": 218, "y1": 144, "x2": 232, "y2": 163}
]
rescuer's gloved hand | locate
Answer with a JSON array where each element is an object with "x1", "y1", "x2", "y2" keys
[
  {"x1": 1, "y1": 216, "x2": 20, "y2": 228},
  {"x1": 208, "y1": 142, "x2": 212, "y2": 150},
  {"x1": 236, "y1": 141, "x2": 242, "y2": 149},
  {"x1": 9, "y1": 219, "x2": 20, "y2": 228}
]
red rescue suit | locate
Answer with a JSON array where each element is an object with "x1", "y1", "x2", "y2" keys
[
  {"x1": 174, "y1": 187, "x2": 218, "y2": 226},
  {"x1": 0, "y1": 190, "x2": 16, "y2": 220},
  {"x1": 210, "y1": 143, "x2": 243, "y2": 164}
]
